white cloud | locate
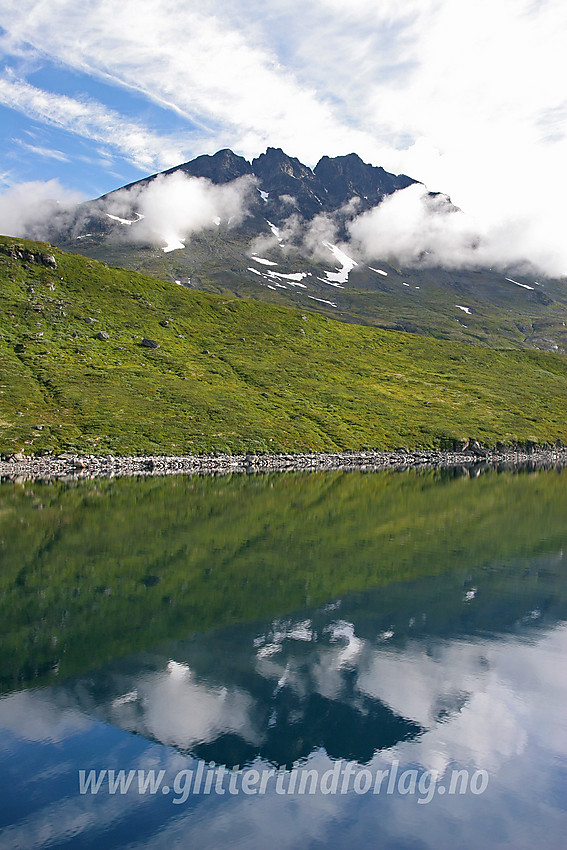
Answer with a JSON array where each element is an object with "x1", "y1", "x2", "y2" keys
[
  {"x1": 0, "y1": 0, "x2": 566, "y2": 271},
  {"x1": 0, "y1": 0, "x2": 373, "y2": 164},
  {"x1": 0, "y1": 75, "x2": 186, "y2": 170},
  {"x1": 0, "y1": 178, "x2": 83, "y2": 239},
  {"x1": 106, "y1": 171, "x2": 255, "y2": 250},
  {"x1": 302, "y1": 213, "x2": 339, "y2": 259},
  {"x1": 348, "y1": 184, "x2": 567, "y2": 276},
  {"x1": 0, "y1": 170, "x2": 254, "y2": 245},
  {"x1": 14, "y1": 140, "x2": 70, "y2": 162}
]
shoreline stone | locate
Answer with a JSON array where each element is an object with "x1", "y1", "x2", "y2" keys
[{"x1": 1, "y1": 447, "x2": 567, "y2": 482}]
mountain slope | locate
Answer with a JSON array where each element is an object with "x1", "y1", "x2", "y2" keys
[
  {"x1": 1, "y1": 235, "x2": 566, "y2": 457},
  {"x1": 50, "y1": 148, "x2": 567, "y2": 352},
  {"x1": 112, "y1": 147, "x2": 254, "y2": 194}
]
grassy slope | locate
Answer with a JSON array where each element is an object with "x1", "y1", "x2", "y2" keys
[
  {"x1": 59, "y1": 222, "x2": 567, "y2": 351},
  {"x1": 1, "y1": 468, "x2": 566, "y2": 690},
  {"x1": 1, "y1": 234, "x2": 567, "y2": 456}
]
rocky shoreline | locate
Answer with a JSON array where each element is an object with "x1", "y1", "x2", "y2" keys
[{"x1": 2, "y1": 446, "x2": 567, "y2": 482}]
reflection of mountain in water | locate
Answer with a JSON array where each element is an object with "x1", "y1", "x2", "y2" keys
[
  {"x1": 197, "y1": 690, "x2": 421, "y2": 767},
  {"x1": 43, "y1": 552, "x2": 567, "y2": 768}
]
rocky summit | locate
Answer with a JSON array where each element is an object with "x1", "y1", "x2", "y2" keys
[{"x1": 101, "y1": 147, "x2": 419, "y2": 222}]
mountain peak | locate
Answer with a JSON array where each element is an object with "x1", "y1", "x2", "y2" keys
[
  {"x1": 251, "y1": 148, "x2": 327, "y2": 219},
  {"x1": 314, "y1": 154, "x2": 417, "y2": 208},
  {"x1": 252, "y1": 148, "x2": 315, "y2": 181},
  {"x1": 101, "y1": 147, "x2": 420, "y2": 217},
  {"x1": 172, "y1": 148, "x2": 253, "y2": 184}
]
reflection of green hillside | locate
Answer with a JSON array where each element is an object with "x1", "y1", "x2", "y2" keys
[{"x1": 1, "y1": 468, "x2": 566, "y2": 691}]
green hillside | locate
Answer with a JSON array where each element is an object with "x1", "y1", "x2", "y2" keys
[
  {"x1": 59, "y1": 223, "x2": 567, "y2": 351},
  {"x1": 1, "y1": 234, "x2": 566, "y2": 456}
]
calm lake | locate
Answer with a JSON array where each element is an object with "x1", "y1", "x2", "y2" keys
[{"x1": 1, "y1": 467, "x2": 566, "y2": 848}]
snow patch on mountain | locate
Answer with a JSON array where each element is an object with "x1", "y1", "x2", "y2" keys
[
  {"x1": 266, "y1": 220, "x2": 282, "y2": 240},
  {"x1": 308, "y1": 296, "x2": 337, "y2": 308},
  {"x1": 252, "y1": 256, "x2": 278, "y2": 266},
  {"x1": 456, "y1": 305, "x2": 472, "y2": 314},
  {"x1": 106, "y1": 212, "x2": 143, "y2": 226},
  {"x1": 320, "y1": 241, "x2": 357, "y2": 285},
  {"x1": 163, "y1": 239, "x2": 185, "y2": 253},
  {"x1": 505, "y1": 277, "x2": 534, "y2": 290},
  {"x1": 317, "y1": 277, "x2": 343, "y2": 288},
  {"x1": 265, "y1": 270, "x2": 307, "y2": 286},
  {"x1": 248, "y1": 266, "x2": 306, "y2": 288},
  {"x1": 369, "y1": 266, "x2": 388, "y2": 276}
]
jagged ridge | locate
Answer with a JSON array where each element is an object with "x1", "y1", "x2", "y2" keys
[{"x1": 101, "y1": 146, "x2": 419, "y2": 218}]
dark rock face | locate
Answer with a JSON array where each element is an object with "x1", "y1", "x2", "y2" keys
[
  {"x1": 314, "y1": 153, "x2": 417, "y2": 210},
  {"x1": 99, "y1": 149, "x2": 253, "y2": 201},
  {"x1": 244, "y1": 147, "x2": 419, "y2": 222},
  {"x1": 94, "y1": 147, "x2": 421, "y2": 226},
  {"x1": 141, "y1": 338, "x2": 160, "y2": 349},
  {"x1": 172, "y1": 148, "x2": 253, "y2": 184},
  {"x1": 253, "y1": 147, "x2": 319, "y2": 184},
  {"x1": 251, "y1": 147, "x2": 328, "y2": 218}
]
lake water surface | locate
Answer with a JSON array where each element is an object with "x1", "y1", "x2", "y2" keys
[{"x1": 1, "y1": 468, "x2": 566, "y2": 848}]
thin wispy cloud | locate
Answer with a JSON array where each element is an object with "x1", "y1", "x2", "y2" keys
[
  {"x1": 0, "y1": 75, "x2": 186, "y2": 171},
  {"x1": 0, "y1": 0, "x2": 373, "y2": 163},
  {"x1": 13, "y1": 140, "x2": 70, "y2": 162}
]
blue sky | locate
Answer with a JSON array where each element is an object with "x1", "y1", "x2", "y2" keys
[
  {"x1": 0, "y1": 56, "x2": 204, "y2": 192},
  {"x1": 0, "y1": 0, "x2": 566, "y2": 271}
]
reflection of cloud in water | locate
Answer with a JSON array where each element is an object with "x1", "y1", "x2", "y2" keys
[
  {"x1": 128, "y1": 750, "x2": 348, "y2": 850},
  {"x1": 108, "y1": 660, "x2": 260, "y2": 751},
  {"x1": 3, "y1": 618, "x2": 567, "y2": 777},
  {"x1": 110, "y1": 626, "x2": 567, "y2": 776},
  {"x1": 6, "y1": 620, "x2": 566, "y2": 776},
  {"x1": 1, "y1": 626, "x2": 567, "y2": 850},
  {"x1": 358, "y1": 626, "x2": 567, "y2": 774},
  {"x1": 0, "y1": 690, "x2": 91, "y2": 744}
]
